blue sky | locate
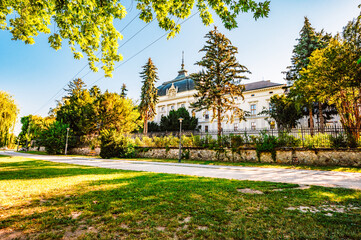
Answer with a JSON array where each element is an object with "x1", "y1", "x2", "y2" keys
[{"x1": 0, "y1": 0, "x2": 359, "y2": 134}]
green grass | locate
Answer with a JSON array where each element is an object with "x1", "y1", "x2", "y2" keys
[
  {"x1": 0, "y1": 155, "x2": 360, "y2": 239},
  {"x1": 19, "y1": 150, "x2": 98, "y2": 158}
]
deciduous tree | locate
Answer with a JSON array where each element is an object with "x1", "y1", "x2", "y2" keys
[
  {"x1": 0, "y1": 91, "x2": 18, "y2": 147},
  {"x1": 0, "y1": 0, "x2": 270, "y2": 77}
]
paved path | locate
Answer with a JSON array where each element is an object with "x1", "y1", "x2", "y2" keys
[{"x1": 2, "y1": 151, "x2": 361, "y2": 190}]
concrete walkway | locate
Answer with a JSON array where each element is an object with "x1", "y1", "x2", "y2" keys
[{"x1": 2, "y1": 151, "x2": 361, "y2": 190}]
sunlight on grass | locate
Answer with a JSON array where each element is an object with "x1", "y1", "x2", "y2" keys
[{"x1": 0, "y1": 156, "x2": 360, "y2": 239}]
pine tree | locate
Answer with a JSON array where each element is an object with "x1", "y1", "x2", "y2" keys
[
  {"x1": 120, "y1": 84, "x2": 128, "y2": 98},
  {"x1": 191, "y1": 26, "x2": 250, "y2": 138},
  {"x1": 139, "y1": 58, "x2": 159, "y2": 134},
  {"x1": 285, "y1": 17, "x2": 330, "y2": 133}
]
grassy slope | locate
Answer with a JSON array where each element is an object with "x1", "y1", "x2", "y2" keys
[{"x1": 0, "y1": 155, "x2": 360, "y2": 239}]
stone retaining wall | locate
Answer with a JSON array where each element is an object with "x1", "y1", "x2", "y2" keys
[
  {"x1": 136, "y1": 147, "x2": 361, "y2": 167},
  {"x1": 55, "y1": 146, "x2": 361, "y2": 167}
]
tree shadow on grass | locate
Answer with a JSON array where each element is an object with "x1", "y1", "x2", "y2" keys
[
  {"x1": 0, "y1": 159, "x2": 127, "y2": 181},
  {"x1": 1, "y1": 171, "x2": 361, "y2": 239}
]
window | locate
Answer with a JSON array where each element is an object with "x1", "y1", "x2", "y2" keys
[
  {"x1": 251, "y1": 94, "x2": 255, "y2": 97},
  {"x1": 250, "y1": 104, "x2": 256, "y2": 115},
  {"x1": 269, "y1": 91, "x2": 273, "y2": 94},
  {"x1": 161, "y1": 107, "x2": 165, "y2": 112},
  {"x1": 205, "y1": 112, "x2": 209, "y2": 119},
  {"x1": 181, "y1": 104, "x2": 185, "y2": 108},
  {"x1": 205, "y1": 125, "x2": 209, "y2": 132},
  {"x1": 234, "y1": 123, "x2": 238, "y2": 131},
  {"x1": 171, "y1": 105, "x2": 175, "y2": 110},
  {"x1": 251, "y1": 122, "x2": 256, "y2": 130}
]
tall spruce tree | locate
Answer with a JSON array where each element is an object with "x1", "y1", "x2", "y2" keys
[
  {"x1": 139, "y1": 58, "x2": 159, "y2": 134},
  {"x1": 285, "y1": 17, "x2": 330, "y2": 133},
  {"x1": 191, "y1": 27, "x2": 250, "y2": 138},
  {"x1": 120, "y1": 84, "x2": 128, "y2": 98}
]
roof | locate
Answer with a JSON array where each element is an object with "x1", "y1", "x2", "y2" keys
[
  {"x1": 157, "y1": 69, "x2": 283, "y2": 97},
  {"x1": 157, "y1": 69, "x2": 194, "y2": 96},
  {"x1": 244, "y1": 80, "x2": 284, "y2": 91}
]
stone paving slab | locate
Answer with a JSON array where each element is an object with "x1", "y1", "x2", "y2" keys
[{"x1": 2, "y1": 151, "x2": 361, "y2": 190}]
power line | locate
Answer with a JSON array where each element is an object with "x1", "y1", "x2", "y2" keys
[
  {"x1": 80, "y1": 18, "x2": 155, "y2": 80},
  {"x1": 89, "y1": 12, "x2": 199, "y2": 87},
  {"x1": 33, "y1": 12, "x2": 142, "y2": 114}
]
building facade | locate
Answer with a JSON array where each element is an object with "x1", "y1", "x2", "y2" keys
[{"x1": 154, "y1": 63, "x2": 287, "y2": 132}]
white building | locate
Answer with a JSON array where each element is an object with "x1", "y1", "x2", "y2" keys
[{"x1": 154, "y1": 63, "x2": 287, "y2": 132}]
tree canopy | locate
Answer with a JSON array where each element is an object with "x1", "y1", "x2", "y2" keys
[
  {"x1": 54, "y1": 78, "x2": 141, "y2": 137},
  {"x1": 159, "y1": 107, "x2": 198, "y2": 132},
  {"x1": 0, "y1": 0, "x2": 270, "y2": 77},
  {"x1": 0, "y1": 91, "x2": 18, "y2": 147},
  {"x1": 191, "y1": 26, "x2": 250, "y2": 137}
]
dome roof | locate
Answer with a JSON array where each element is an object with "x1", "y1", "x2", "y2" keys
[{"x1": 157, "y1": 68, "x2": 195, "y2": 96}]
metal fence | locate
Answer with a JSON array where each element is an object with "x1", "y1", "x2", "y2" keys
[{"x1": 142, "y1": 126, "x2": 359, "y2": 148}]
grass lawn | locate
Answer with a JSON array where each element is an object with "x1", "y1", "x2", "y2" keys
[{"x1": 1, "y1": 155, "x2": 360, "y2": 239}]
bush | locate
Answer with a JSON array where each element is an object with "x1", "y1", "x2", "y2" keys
[
  {"x1": 254, "y1": 132, "x2": 279, "y2": 161},
  {"x1": 39, "y1": 121, "x2": 72, "y2": 155},
  {"x1": 100, "y1": 130, "x2": 136, "y2": 159},
  {"x1": 278, "y1": 132, "x2": 301, "y2": 147},
  {"x1": 330, "y1": 133, "x2": 358, "y2": 148},
  {"x1": 181, "y1": 135, "x2": 193, "y2": 147},
  {"x1": 303, "y1": 133, "x2": 331, "y2": 148},
  {"x1": 230, "y1": 135, "x2": 244, "y2": 149}
]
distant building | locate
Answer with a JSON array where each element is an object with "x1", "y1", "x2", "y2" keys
[{"x1": 154, "y1": 62, "x2": 287, "y2": 132}]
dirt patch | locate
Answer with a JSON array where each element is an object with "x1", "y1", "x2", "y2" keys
[
  {"x1": 70, "y1": 211, "x2": 82, "y2": 219},
  {"x1": 0, "y1": 229, "x2": 25, "y2": 240},
  {"x1": 180, "y1": 216, "x2": 191, "y2": 223},
  {"x1": 63, "y1": 225, "x2": 98, "y2": 240},
  {"x1": 197, "y1": 226, "x2": 208, "y2": 230},
  {"x1": 286, "y1": 204, "x2": 360, "y2": 215},
  {"x1": 156, "y1": 227, "x2": 166, "y2": 231},
  {"x1": 237, "y1": 188, "x2": 263, "y2": 194}
]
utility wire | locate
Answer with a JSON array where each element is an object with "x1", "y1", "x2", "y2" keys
[
  {"x1": 88, "y1": 11, "x2": 199, "y2": 87},
  {"x1": 33, "y1": 12, "x2": 142, "y2": 114},
  {"x1": 80, "y1": 18, "x2": 154, "y2": 80}
]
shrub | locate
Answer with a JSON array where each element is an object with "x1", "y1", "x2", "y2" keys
[
  {"x1": 278, "y1": 132, "x2": 301, "y2": 147},
  {"x1": 254, "y1": 132, "x2": 279, "y2": 162},
  {"x1": 230, "y1": 135, "x2": 244, "y2": 149},
  {"x1": 100, "y1": 130, "x2": 137, "y2": 158},
  {"x1": 303, "y1": 133, "x2": 331, "y2": 148},
  {"x1": 142, "y1": 136, "x2": 155, "y2": 147},
  {"x1": 39, "y1": 121, "x2": 72, "y2": 155},
  {"x1": 181, "y1": 135, "x2": 193, "y2": 147}
]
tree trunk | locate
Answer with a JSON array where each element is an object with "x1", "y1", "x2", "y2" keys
[
  {"x1": 309, "y1": 106, "x2": 314, "y2": 136},
  {"x1": 217, "y1": 107, "x2": 222, "y2": 144},
  {"x1": 143, "y1": 116, "x2": 148, "y2": 134},
  {"x1": 318, "y1": 102, "x2": 324, "y2": 133}
]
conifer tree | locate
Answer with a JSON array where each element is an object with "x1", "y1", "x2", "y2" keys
[
  {"x1": 191, "y1": 27, "x2": 250, "y2": 138},
  {"x1": 120, "y1": 84, "x2": 128, "y2": 98},
  {"x1": 285, "y1": 17, "x2": 330, "y2": 133},
  {"x1": 139, "y1": 58, "x2": 159, "y2": 134}
]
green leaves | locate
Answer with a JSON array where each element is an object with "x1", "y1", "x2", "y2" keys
[
  {"x1": 1, "y1": 0, "x2": 270, "y2": 77},
  {"x1": 0, "y1": 91, "x2": 19, "y2": 147}
]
